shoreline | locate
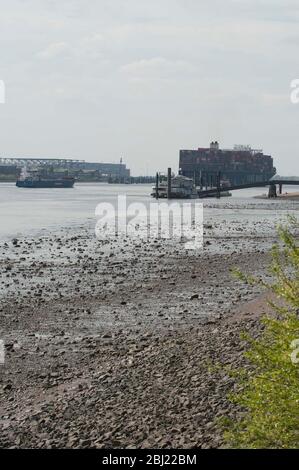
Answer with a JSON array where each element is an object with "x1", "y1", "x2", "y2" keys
[
  {"x1": 0, "y1": 220, "x2": 274, "y2": 448},
  {"x1": 255, "y1": 191, "x2": 299, "y2": 200},
  {"x1": 0, "y1": 300, "x2": 267, "y2": 448}
]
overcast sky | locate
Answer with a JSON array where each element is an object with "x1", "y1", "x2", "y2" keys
[{"x1": 0, "y1": 0, "x2": 299, "y2": 175}]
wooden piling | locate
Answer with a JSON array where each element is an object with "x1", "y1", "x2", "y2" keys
[
  {"x1": 167, "y1": 168, "x2": 172, "y2": 199},
  {"x1": 216, "y1": 171, "x2": 221, "y2": 199},
  {"x1": 155, "y1": 172, "x2": 159, "y2": 199},
  {"x1": 268, "y1": 183, "x2": 277, "y2": 198}
]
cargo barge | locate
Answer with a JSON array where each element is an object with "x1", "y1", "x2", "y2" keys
[{"x1": 16, "y1": 170, "x2": 75, "y2": 188}]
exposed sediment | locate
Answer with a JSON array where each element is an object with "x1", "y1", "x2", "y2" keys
[{"x1": 0, "y1": 215, "x2": 293, "y2": 448}]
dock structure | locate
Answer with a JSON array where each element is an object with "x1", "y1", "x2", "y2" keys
[
  {"x1": 154, "y1": 165, "x2": 299, "y2": 199},
  {"x1": 196, "y1": 178, "x2": 299, "y2": 198}
]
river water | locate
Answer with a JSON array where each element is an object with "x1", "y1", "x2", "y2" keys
[{"x1": 0, "y1": 182, "x2": 299, "y2": 240}]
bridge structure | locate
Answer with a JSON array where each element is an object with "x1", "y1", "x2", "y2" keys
[
  {"x1": 0, "y1": 157, "x2": 84, "y2": 168},
  {"x1": 197, "y1": 176, "x2": 299, "y2": 198}
]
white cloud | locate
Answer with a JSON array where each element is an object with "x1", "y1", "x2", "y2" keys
[
  {"x1": 0, "y1": 0, "x2": 299, "y2": 174},
  {"x1": 121, "y1": 57, "x2": 194, "y2": 80},
  {"x1": 37, "y1": 42, "x2": 72, "y2": 59}
]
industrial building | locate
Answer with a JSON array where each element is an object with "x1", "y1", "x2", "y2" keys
[
  {"x1": 0, "y1": 164, "x2": 19, "y2": 181},
  {"x1": 179, "y1": 142, "x2": 276, "y2": 186},
  {"x1": 77, "y1": 161, "x2": 130, "y2": 180},
  {"x1": 0, "y1": 157, "x2": 130, "y2": 182}
]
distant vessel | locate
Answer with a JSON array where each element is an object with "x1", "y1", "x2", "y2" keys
[
  {"x1": 16, "y1": 169, "x2": 75, "y2": 188},
  {"x1": 151, "y1": 175, "x2": 198, "y2": 199},
  {"x1": 151, "y1": 173, "x2": 232, "y2": 199}
]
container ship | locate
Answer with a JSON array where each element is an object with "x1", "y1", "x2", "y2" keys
[
  {"x1": 16, "y1": 169, "x2": 75, "y2": 188},
  {"x1": 179, "y1": 142, "x2": 276, "y2": 187}
]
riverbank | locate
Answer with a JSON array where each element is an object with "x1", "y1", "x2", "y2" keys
[
  {"x1": 0, "y1": 301, "x2": 267, "y2": 449},
  {"x1": 0, "y1": 214, "x2": 281, "y2": 448},
  {"x1": 255, "y1": 191, "x2": 299, "y2": 200},
  {"x1": 278, "y1": 192, "x2": 299, "y2": 200}
]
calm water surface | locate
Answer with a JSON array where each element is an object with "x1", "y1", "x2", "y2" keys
[{"x1": 0, "y1": 182, "x2": 298, "y2": 240}]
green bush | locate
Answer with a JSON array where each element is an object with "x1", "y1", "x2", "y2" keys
[{"x1": 223, "y1": 217, "x2": 299, "y2": 448}]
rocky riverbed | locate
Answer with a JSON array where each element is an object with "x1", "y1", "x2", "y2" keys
[{"x1": 0, "y1": 211, "x2": 296, "y2": 448}]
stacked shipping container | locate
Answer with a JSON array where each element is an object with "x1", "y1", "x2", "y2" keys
[{"x1": 179, "y1": 142, "x2": 276, "y2": 186}]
